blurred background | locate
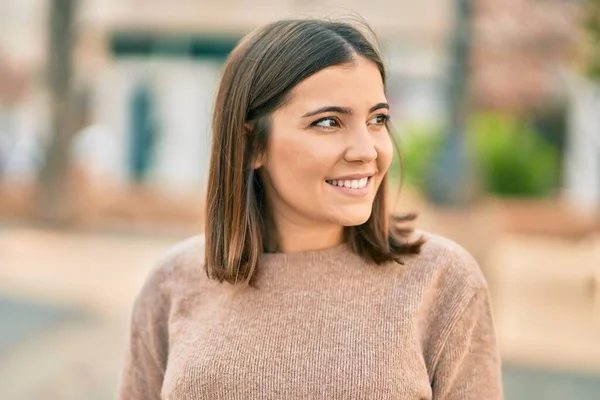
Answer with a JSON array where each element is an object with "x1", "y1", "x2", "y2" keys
[{"x1": 0, "y1": 0, "x2": 599, "y2": 398}]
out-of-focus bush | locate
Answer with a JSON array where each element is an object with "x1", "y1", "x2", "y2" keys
[
  {"x1": 584, "y1": 0, "x2": 600, "y2": 80},
  {"x1": 469, "y1": 113, "x2": 560, "y2": 197},
  {"x1": 390, "y1": 124, "x2": 443, "y2": 188},
  {"x1": 393, "y1": 112, "x2": 561, "y2": 198}
]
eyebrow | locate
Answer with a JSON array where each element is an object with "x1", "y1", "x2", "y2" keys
[{"x1": 301, "y1": 102, "x2": 389, "y2": 118}]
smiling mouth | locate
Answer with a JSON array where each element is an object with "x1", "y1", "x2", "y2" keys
[{"x1": 325, "y1": 177, "x2": 370, "y2": 189}]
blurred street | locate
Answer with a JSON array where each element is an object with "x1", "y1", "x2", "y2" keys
[
  {"x1": 1, "y1": 224, "x2": 600, "y2": 399},
  {"x1": 0, "y1": 225, "x2": 187, "y2": 399}
]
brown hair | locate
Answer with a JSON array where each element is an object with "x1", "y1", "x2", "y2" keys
[{"x1": 205, "y1": 18, "x2": 424, "y2": 285}]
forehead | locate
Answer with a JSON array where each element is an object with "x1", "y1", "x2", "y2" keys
[{"x1": 284, "y1": 57, "x2": 386, "y2": 111}]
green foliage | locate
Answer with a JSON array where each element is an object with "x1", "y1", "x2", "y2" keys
[
  {"x1": 389, "y1": 125, "x2": 443, "y2": 188},
  {"x1": 392, "y1": 113, "x2": 560, "y2": 198},
  {"x1": 585, "y1": 0, "x2": 600, "y2": 79},
  {"x1": 469, "y1": 113, "x2": 560, "y2": 197}
]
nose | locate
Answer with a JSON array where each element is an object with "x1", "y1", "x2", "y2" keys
[{"x1": 343, "y1": 127, "x2": 378, "y2": 164}]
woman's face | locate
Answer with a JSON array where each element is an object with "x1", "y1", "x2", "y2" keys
[{"x1": 256, "y1": 56, "x2": 393, "y2": 230}]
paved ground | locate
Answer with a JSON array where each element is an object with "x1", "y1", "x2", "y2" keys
[
  {"x1": 1, "y1": 225, "x2": 599, "y2": 399},
  {"x1": 0, "y1": 317, "x2": 125, "y2": 400},
  {"x1": 0, "y1": 225, "x2": 185, "y2": 399},
  {"x1": 503, "y1": 365, "x2": 600, "y2": 400},
  {"x1": 0, "y1": 295, "x2": 82, "y2": 354}
]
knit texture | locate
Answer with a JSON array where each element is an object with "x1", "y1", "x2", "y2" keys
[{"x1": 117, "y1": 231, "x2": 503, "y2": 399}]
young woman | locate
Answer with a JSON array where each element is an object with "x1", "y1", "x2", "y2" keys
[{"x1": 118, "y1": 18, "x2": 503, "y2": 399}]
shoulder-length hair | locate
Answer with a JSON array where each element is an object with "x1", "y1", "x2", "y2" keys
[{"x1": 205, "y1": 18, "x2": 425, "y2": 285}]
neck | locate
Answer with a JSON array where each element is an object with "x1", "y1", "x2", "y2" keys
[{"x1": 268, "y1": 217, "x2": 344, "y2": 254}]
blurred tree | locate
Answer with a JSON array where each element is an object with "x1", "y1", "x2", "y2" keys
[
  {"x1": 36, "y1": 0, "x2": 78, "y2": 225},
  {"x1": 585, "y1": 0, "x2": 600, "y2": 79},
  {"x1": 128, "y1": 83, "x2": 158, "y2": 183},
  {"x1": 424, "y1": 0, "x2": 478, "y2": 206},
  {"x1": 396, "y1": 114, "x2": 560, "y2": 198}
]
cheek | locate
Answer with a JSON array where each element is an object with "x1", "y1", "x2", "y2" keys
[
  {"x1": 376, "y1": 134, "x2": 394, "y2": 173},
  {"x1": 265, "y1": 135, "x2": 329, "y2": 194},
  {"x1": 270, "y1": 138, "x2": 315, "y2": 175}
]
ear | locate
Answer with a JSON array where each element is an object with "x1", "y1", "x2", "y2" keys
[
  {"x1": 253, "y1": 152, "x2": 266, "y2": 169},
  {"x1": 244, "y1": 122, "x2": 253, "y2": 135},
  {"x1": 245, "y1": 121, "x2": 267, "y2": 169}
]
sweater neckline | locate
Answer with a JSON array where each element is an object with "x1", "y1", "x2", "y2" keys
[{"x1": 261, "y1": 242, "x2": 351, "y2": 264}]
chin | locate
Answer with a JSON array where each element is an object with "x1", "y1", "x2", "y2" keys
[{"x1": 332, "y1": 208, "x2": 373, "y2": 227}]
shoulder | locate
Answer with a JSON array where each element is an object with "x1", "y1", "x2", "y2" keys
[
  {"x1": 144, "y1": 234, "x2": 205, "y2": 282},
  {"x1": 410, "y1": 230, "x2": 488, "y2": 293},
  {"x1": 160, "y1": 234, "x2": 206, "y2": 275},
  {"x1": 133, "y1": 235, "x2": 206, "y2": 310},
  {"x1": 401, "y1": 231, "x2": 493, "y2": 368},
  {"x1": 397, "y1": 230, "x2": 489, "y2": 326}
]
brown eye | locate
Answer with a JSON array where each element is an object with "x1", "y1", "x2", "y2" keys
[
  {"x1": 368, "y1": 114, "x2": 390, "y2": 126},
  {"x1": 312, "y1": 117, "x2": 341, "y2": 129}
]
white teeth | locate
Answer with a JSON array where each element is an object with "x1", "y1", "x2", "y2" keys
[{"x1": 326, "y1": 177, "x2": 369, "y2": 189}]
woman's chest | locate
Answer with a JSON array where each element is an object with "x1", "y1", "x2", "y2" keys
[{"x1": 161, "y1": 289, "x2": 432, "y2": 399}]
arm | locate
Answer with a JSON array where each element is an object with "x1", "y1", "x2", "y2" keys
[
  {"x1": 431, "y1": 288, "x2": 503, "y2": 399},
  {"x1": 117, "y1": 262, "x2": 172, "y2": 400}
]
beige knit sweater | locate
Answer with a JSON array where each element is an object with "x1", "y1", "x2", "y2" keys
[{"x1": 117, "y1": 232, "x2": 502, "y2": 399}]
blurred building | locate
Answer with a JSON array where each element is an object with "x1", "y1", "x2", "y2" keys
[
  {"x1": 469, "y1": 0, "x2": 597, "y2": 208},
  {"x1": 0, "y1": 0, "x2": 453, "y2": 193},
  {"x1": 0, "y1": 0, "x2": 594, "y2": 205},
  {"x1": 472, "y1": 0, "x2": 582, "y2": 113},
  {"x1": 0, "y1": 1, "x2": 48, "y2": 182}
]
